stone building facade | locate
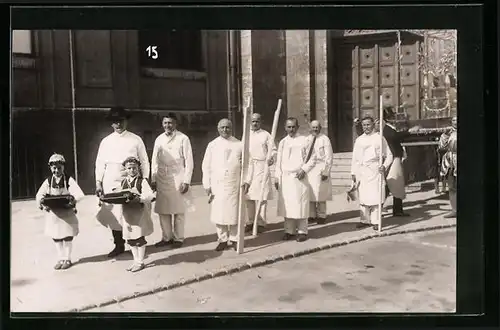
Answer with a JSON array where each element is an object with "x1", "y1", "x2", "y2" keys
[{"x1": 12, "y1": 29, "x2": 452, "y2": 199}]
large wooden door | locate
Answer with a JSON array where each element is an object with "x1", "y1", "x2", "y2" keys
[{"x1": 331, "y1": 32, "x2": 421, "y2": 152}]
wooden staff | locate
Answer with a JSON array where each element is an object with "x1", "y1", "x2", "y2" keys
[
  {"x1": 252, "y1": 99, "x2": 282, "y2": 237},
  {"x1": 236, "y1": 99, "x2": 252, "y2": 254},
  {"x1": 378, "y1": 94, "x2": 384, "y2": 233},
  {"x1": 68, "y1": 30, "x2": 78, "y2": 183}
]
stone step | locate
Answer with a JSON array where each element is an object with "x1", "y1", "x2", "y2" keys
[
  {"x1": 330, "y1": 163, "x2": 351, "y2": 173},
  {"x1": 330, "y1": 172, "x2": 352, "y2": 180},
  {"x1": 330, "y1": 178, "x2": 353, "y2": 186},
  {"x1": 332, "y1": 152, "x2": 353, "y2": 160}
]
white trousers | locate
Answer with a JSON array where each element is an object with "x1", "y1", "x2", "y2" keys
[
  {"x1": 245, "y1": 200, "x2": 268, "y2": 226},
  {"x1": 359, "y1": 205, "x2": 381, "y2": 226},
  {"x1": 215, "y1": 224, "x2": 238, "y2": 243},
  {"x1": 309, "y1": 201, "x2": 327, "y2": 218},
  {"x1": 159, "y1": 214, "x2": 185, "y2": 242},
  {"x1": 284, "y1": 218, "x2": 308, "y2": 235}
]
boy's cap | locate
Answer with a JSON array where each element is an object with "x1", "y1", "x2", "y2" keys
[
  {"x1": 48, "y1": 153, "x2": 65, "y2": 164},
  {"x1": 122, "y1": 156, "x2": 141, "y2": 167}
]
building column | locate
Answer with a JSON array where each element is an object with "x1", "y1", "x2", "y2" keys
[
  {"x1": 285, "y1": 30, "x2": 311, "y2": 135},
  {"x1": 240, "y1": 30, "x2": 254, "y2": 116},
  {"x1": 312, "y1": 30, "x2": 329, "y2": 132}
]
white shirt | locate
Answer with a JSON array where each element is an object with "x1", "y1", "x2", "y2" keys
[
  {"x1": 249, "y1": 129, "x2": 277, "y2": 161},
  {"x1": 151, "y1": 130, "x2": 194, "y2": 184},
  {"x1": 95, "y1": 130, "x2": 150, "y2": 183},
  {"x1": 275, "y1": 134, "x2": 316, "y2": 176},
  {"x1": 351, "y1": 132, "x2": 393, "y2": 175}
]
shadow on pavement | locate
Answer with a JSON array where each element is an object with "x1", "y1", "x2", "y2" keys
[
  {"x1": 11, "y1": 278, "x2": 36, "y2": 287},
  {"x1": 77, "y1": 250, "x2": 133, "y2": 265},
  {"x1": 382, "y1": 200, "x2": 449, "y2": 231},
  {"x1": 151, "y1": 248, "x2": 223, "y2": 266}
]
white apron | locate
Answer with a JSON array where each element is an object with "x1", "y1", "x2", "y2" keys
[
  {"x1": 386, "y1": 157, "x2": 406, "y2": 199},
  {"x1": 153, "y1": 135, "x2": 195, "y2": 215},
  {"x1": 277, "y1": 171, "x2": 310, "y2": 218},
  {"x1": 308, "y1": 135, "x2": 333, "y2": 202},
  {"x1": 96, "y1": 163, "x2": 127, "y2": 231},
  {"x1": 120, "y1": 178, "x2": 154, "y2": 240},
  {"x1": 36, "y1": 176, "x2": 82, "y2": 239},
  {"x1": 246, "y1": 159, "x2": 273, "y2": 201}
]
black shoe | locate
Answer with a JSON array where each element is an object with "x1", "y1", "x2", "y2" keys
[
  {"x1": 307, "y1": 217, "x2": 315, "y2": 223},
  {"x1": 244, "y1": 224, "x2": 253, "y2": 233},
  {"x1": 316, "y1": 217, "x2": 326, "y2": 225},
  {"x1": 356, "y1": 222, "x2": 371, "y2": 229},
  {"x1": 393, "y1": 212, "x2": 410, "y2": 217},
  {"x1": 257, "y1": 225, "x2": 267, "y2": 234},
  {"x1": 282, "y1": 233, "x2": 295, "y2": 241},
  {"x1": 155, "y1": 239, "x2": 174, "y2": 248},
  {"x1": 171, "y1": 241, "x2": 183, "y2": 249},
  {"x1": 229, "y1": 240, "x2": 238, "y2": 250},
  {"x1": 215, "y1": 242, "x2": 228, "y2": 251},
  {"x1": 372, "y1": 225, "x2": 379, "y2": 231},
  {"x1": 107, "y1": 245, "x2": 125, "y2": 258},
  {"x1": 443, "y1": 211, "x2": 456, "y2": 218},
  {"x1": 296, "y1": 234, "x2": 308, "y2": 242}
]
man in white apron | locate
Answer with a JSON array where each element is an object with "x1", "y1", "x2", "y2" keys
[
  {"x1": 438, "y1": 116, "x2": 457, "y2": 218},
  {"x1": 202, "y1": 119, "x2": 252, "y2": 252},
  {"x1": 95, "y1": 107, "x2": 150, "y2": 258},
  {"x1": 151, "y1": 113, "x2": 195, "y2": 249},
  {"x1": 306, "y1": 120, "x2": 334, "y2": 225},
  {"x1": 351, "y1": 116, "x2": 393, "y2": 231},
  {"x1": 275, "y1": 117, "x2": 317, "y2": 242},
  {"x1": 376, "y1": 107, "x2": 409, "y2": 217},
  {"x1": 244, "y1": 113, "x2": 277, "y2": 234}
]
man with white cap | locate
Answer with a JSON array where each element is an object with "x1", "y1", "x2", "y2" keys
[
  {"x1": 244, "y1": 113, "x2": 277, "y2": 234},
  {"x1": 95, "y1": 107, "x2": 150, "y2": 258},
  {"x1": 306, "y1": 120, "x2": 334, "y2": 224}
]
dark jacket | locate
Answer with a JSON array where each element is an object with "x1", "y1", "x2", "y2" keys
[{"x1": 383, "y1": 125, "x2": 404, "y2": 159}]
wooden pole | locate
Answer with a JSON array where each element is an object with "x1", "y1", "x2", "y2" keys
[
  {"x1": 378, "y1": 94, "x2": 384, "y2": 233},
  {"x1": 68, "y1": 30, "x2": 78, "y2": 183},
  {"x1": 252, "y1": 99, "x2": 282, "y2": 237},
  {"x1": 236, "y1": 99, "x2": 252, "y2": 254}
]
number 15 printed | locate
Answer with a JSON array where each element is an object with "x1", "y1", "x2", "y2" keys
[{"x1": 146, "y1": 45, "x2": 158, "y2": 59}]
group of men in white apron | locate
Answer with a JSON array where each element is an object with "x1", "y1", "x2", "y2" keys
[{"x1": 95, "y1": 106, "x2": 411, "y2": 257}]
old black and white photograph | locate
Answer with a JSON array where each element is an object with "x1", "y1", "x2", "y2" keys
[{"x1": 11, "y1": 28, "x2": 458, "y2": 313}]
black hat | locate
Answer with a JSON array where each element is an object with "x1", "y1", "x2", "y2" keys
[
  {"x1": 122, "y1": 156, "x2": 141, "y2": 167},
  {"x1": 382, "y1": 106, "x2": 396, "y2": 121},
  {"x1": 106, "y1": 106, "x2": 131, "y2": 121}
]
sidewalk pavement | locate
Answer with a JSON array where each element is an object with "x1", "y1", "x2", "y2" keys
[{"x1": 11, "y1": 182, "x2": 456, "y2": 312}]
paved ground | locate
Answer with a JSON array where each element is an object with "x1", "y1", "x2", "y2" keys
[
  {"x1": 11, "y1": 182, "x2": 456, "y2": 312},
  {"x1": 89, "y1": 228, "x2": 456, "y2": 313}
]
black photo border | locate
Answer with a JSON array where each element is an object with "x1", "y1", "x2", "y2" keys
[{"x1": 3, "y1": 1, "x2": 498, "y2": 329}]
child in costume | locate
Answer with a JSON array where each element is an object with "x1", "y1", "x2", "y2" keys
[
  {"x1": 118, "y1": 156, "x2": 155, "y2": 272},
  {"x1": 35, "y1": 154, "x2": 84, "y2": 270}
]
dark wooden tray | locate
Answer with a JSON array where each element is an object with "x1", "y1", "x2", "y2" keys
[
  {"x1": 43, "y1": 195, "x2": 72, "y2": 208},
  {"x1": 100, "y1": 190, "x2": 138, "y2": 204}
]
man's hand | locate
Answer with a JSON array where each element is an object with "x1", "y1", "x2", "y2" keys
[
  {"x1": 321, "y1": 174, "x2": 329, "y2": 181},
  {"x1": 296, "y1": 169, "x2": 306, "y2": 180},
  {"x1": 205, "y1": 188, "x2": 212, "y2": 196},
  {"x1": 151, "y1": 181, "x2": 157, "y2": 192},
  {"x1": 242, "y1": 183, "x2": 250, "y2": 195},
  {"x1": 267, "y1": 158, "x2": 275, "y2": 166},
  {"x1": 95, "y1": 182, "x2": 104, "y2": 197},
  {"x1": 379, "y1": 165, "x2": 386, "y2": 174},
  {"x1": 180, "y1": 183, "x2": 190, "y2": 194},
  {"x1": 67, "y1": 195, "x2": 76, "y2": 207}
]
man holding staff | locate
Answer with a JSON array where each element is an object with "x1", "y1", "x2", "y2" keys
[
  {"x1": 202, "y1": 119, "x2": 253, "y2": 251},
  {"x1": 244, "y1": 113, "x2": 277, "y2": 234},
  {"x1": 275, "y1": 117, "x2": 317, "y2": 242},
  {"x1": 306, "y1": 120, "x2": 334, "y2": 225},
  {"x1": 351, "y1": 116, "x2": 393, "y2": 231}
]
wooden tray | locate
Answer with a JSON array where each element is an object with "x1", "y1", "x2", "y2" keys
[
  {"x1": 100, "y1": 190, "x2": 138, "y2": 204},
  {"x1": 43, "y1": 195, "x2": 72, "y2": 208}
]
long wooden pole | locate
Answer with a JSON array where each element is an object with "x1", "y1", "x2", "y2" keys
[
  {"x1": 68, "y1": 30, "x2": 78, "y2": 183},
  {"x1": 378, "y1": 94, "x2": 384, "y2": 233},
  {"x1": 236, "y1": 99, "x2": 252, "y2": 254},
  {"x1": 252, "y1": 99, "x2": 282, "y2": 237}
]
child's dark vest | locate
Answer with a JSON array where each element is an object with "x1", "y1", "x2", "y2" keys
[
  {"x1": 121, "y1": 176, "x2": 143, "y2": 193},
  {"x1": 47, "y1": 175, "x2": 70, "y2": 191}
]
